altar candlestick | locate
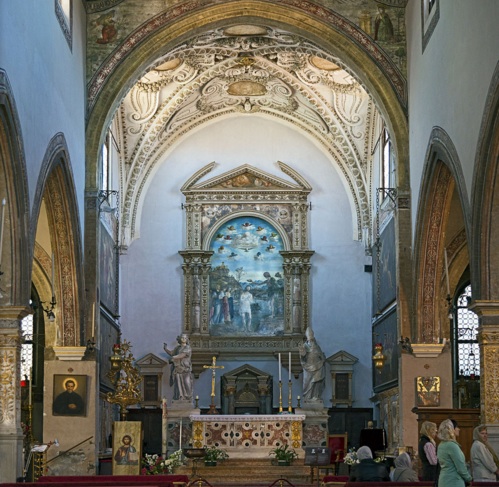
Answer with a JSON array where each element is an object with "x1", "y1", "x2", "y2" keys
[
  {"x1": 444, "y1": 248, "x2": 450, "y2": 296},
  {"x1": 29, "y1": 367, "x2": 32, "y2": 406},
  {"x1": 278, "y1": 353, "x2": 281, "y2": 381},
  {"x1": 0, "y1": 198, "x2": 5, "y2": 267},
  {"x1": 288, "y1": 352, "x2": 291, "y2": 381}
]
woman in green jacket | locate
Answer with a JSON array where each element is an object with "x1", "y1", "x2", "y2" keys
[{"x1": 436, "y1": 419, "x2": 472, "y2": 487}]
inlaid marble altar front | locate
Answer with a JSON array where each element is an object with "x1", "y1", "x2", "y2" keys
[{"x1": 190, "y1": 414, "x2": 305, "y2": 458}]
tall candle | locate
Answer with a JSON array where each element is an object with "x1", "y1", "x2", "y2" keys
[
  {"x1": 179, "y1": 419, "x2": 183, "y2": 450},
  {"x1": 278, "y1": 353, "x2": 282, "y2": 381},
  {"x1": 288, "y1": 352, "x2": 291, "y2": 381},
  {"x1": 444, "y1": 248, "x2": 450, "y2": 295},
  {"x1": 0, "y1": 198, "x2": 6, "y2": 267},
  {"x1": 29, "y1": 367, "x2": 32, "y2": 406},
  {"x1": 91, "y1": 303, "x2": 95, "y2": 338}
]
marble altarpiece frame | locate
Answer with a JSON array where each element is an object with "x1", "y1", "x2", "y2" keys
[{"x1": 179, "y1": 162, "x2": 315, "y2": 375}]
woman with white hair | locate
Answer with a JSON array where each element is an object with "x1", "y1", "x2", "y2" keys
[
  {"x1": 470, "y1": 424, "x2": 499, "y2": 481},
  {"x1": 348, "y1": 445, "x2": 390, "y2": 482},
  {"x1": 436, "y1": 419, "x2": 472, "y2": 487}
]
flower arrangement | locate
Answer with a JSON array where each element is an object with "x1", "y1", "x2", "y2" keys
[
  {"x1": 141, "y1": 449, "x2": 184, "y2": 475},
  {"x1": 204, "y1": 445, "x2": 229, "y2": 464},
  {"x1": 269, "y1": 443, "x2": 299, "y2": 464},
  {"x1": 343, "y1": 447, "x2": 360, "y2": 465}
]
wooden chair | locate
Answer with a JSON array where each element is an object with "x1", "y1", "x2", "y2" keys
[{"x1": 319, "y1": 434, "x2": 348, "y2": 477}]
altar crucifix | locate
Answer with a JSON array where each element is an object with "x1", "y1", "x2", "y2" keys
[{"x1": 204, "y1": 356, "x2": 224, "y2": 415}]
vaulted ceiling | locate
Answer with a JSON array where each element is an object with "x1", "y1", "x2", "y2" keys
[{"x1": 115, "y1": 25, "x2": 381, "y2": 245}]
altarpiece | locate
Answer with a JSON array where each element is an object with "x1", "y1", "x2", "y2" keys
[{"x1": 179, "y1": 162, "x2": 315, "y2": 376}]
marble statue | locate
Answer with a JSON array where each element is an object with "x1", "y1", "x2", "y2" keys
[
  {"x1": 164, "y1": 333, "x2": 193, "y2": 401},
  {"x1": 299, "y1": 327, "x2": 326, "y2": 402}
]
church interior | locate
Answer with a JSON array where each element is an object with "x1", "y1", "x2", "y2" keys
[{"x1": 0, "y1": 0, "x2": 498, "y2": 483}]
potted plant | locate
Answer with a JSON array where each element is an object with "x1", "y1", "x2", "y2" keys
[
  {"x1": 269, "y1": 443, "x2": 299, "y2": 466},
  {"x1": 203, "y1": 445, "x2": 229, "y2": 466}
]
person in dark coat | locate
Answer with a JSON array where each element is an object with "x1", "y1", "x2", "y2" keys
[{"x1": 349, "y1": 445, "x2": 390, "y2": 482}]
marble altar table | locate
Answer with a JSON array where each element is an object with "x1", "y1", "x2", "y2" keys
[{"x1": 190, "y1": 414, "x2": 306, "y2": 459}]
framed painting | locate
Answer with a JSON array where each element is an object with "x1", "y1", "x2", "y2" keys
[
  {"x1": 416, "y1": 376, "x2": 440, "y2": 407},
  {"x1": 208, "y1": 215, "x2": 285, "y2": 336},
  {"x1": 99, "y1": 309, "x2": 120, "y2": 389},
  {"x1": 373, "y1": 216, "x2": 396, "y2": 314},
  {"x1": 112, "y1": 421, "x2": 142, "y2": 475},
  {"x1": 372, "y1": 307, "x2": 398, "y2": 392},
  {"x1": 100, "y1": 222, "x2": 118, "y2": 314},
  {"x1": 52, "y1": 374, "x2": 87, "y2": 416}
]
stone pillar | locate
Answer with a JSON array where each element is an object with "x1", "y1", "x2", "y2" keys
[
  {"x1": 0, "y1": 306, "x2": 31, "y2": 483},
  {"x1": 281, "y1": 251, "x2": 314, "y2": 334},
  {"x1": 470, "y1": 301, "x2": 499, "y2": 451},
  {"x1": 178, "y1": 251, "x2": 213, "y2": 335}
]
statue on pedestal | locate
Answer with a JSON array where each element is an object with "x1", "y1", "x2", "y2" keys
[
  {"x1": 299, "y1": 327, "x2": 326, "y2": 402},
  {"x1": 164, "y1": 334, "x2": 193, "y2": 401}
]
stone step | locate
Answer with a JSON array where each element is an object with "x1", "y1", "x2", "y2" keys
[{"x1": 177, "y1": 458, "x2": 316, "y2": 485}]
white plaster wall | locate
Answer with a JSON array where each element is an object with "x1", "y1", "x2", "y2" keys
[
  {"x1": 406, "y1": 0, "x2": 499, "y2": 233},
  {"x1": 120, "y1": 115, "x2": 373, "y2": 408},
  {"x1": 0, "y1": 1, "x2": 86, "y2": 228}
]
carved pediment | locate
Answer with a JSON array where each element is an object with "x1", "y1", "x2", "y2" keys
[
  {"x1": 181, "y1": 162, "x2": 312, "y2": 195},
  {"x1": 136, "y1": 353, "x2": 168, "y2": 373},
  {"x1": 223, "y1": 363, "x2": 271, "y2": 380}
]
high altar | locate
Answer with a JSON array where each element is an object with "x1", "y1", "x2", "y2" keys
[
  {"x1": 190, "y1": 414, "x2": 306, "y2": 459},
  {"x1": 164, "y1": 164, "x2": 330, "y2": 453}
]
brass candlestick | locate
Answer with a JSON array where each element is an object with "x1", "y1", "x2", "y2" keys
[{"x1": 288, "y1": 380, "x2": 292, "y2": 413}]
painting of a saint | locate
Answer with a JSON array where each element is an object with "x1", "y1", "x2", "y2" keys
[{"x1": 209, "y1": 216, "x2": 284, "y2": 336}]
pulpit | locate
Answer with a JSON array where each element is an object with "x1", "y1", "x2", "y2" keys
[{"x1": 190, "y1": 414, "x2": 306, "y2": 459}]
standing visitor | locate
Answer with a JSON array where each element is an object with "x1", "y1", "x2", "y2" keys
[
  {"x1": 470, "y1": 424, "x2": 499, "y2": 481},
  {"x1": 419, "y1": 421, "x2": 439, "y2": 481},
  {"x1": 436, "y1": 419, "x2": 472, "y2": 487}
]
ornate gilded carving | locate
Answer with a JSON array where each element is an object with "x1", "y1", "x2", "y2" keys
[{"x1": 483, "y1": 347, "x2": 499, "y2": 423}]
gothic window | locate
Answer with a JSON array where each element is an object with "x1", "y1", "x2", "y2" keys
[
  {"x1": 21, "y1": 309, "x2": 34, "y2": 381},
  {"x1": 453, "y1": 284, "x2": 480, "y2": 378},
  {"x1": 380, "y1": 126, "x2": 395, "y2": 196},
  {"x1": 421, "y1": 0, "x2": 440, "y2": 52},
  {"x1": 55, "y1": 0, "x2": 72, "y2": 49}
]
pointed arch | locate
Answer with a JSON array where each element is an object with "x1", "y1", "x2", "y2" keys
[
  {"x1": 0, "y1": 69, "x2": 30, "y2": 305},
  {"x1": 32, "y1": 134, "x2": 84, "y2": 346},
  {"x1": 413, "y1": 127, "x2": 470, "y2": 343},
  {"x1": 85, "y1": 1, "x2": 409, "y2": 195},
  {"x1": 471, "y1": 62, "x2": 499, "y2": 300}
]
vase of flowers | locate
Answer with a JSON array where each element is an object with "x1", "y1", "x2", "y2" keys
[
  {"x1": 142, "y1": 449, "x2": 184, "y2": 475},
  {"x1": 203, "y1": 445, "x2": 229, "y2": 466}
]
